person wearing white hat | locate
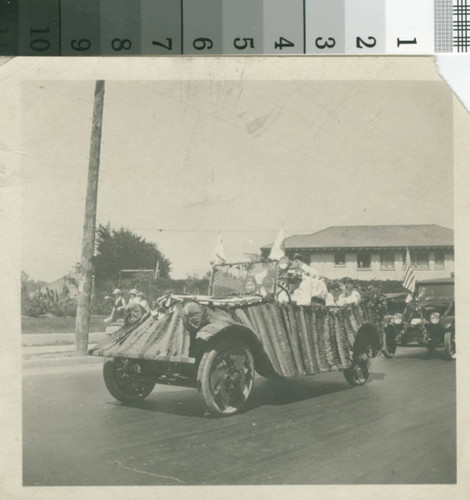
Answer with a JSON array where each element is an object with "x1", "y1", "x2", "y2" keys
[
  {"x1": 136, "y1": 291, "x2": 150, "y2": 312},
  {"x1": 104, "y1": 288, "x2": 127, "y2": 325},
  {"x1": 123, "y1": 289, "x2": 146, "y2": 325},
  {"x1": 128, "y1": 289, "x2": 138, "y2": 304},
  {"x1": 291, "y1": 254, "x2": 328, "y2": 306}
]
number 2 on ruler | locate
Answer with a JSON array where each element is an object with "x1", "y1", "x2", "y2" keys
[{"x1": 356, "y1": 36, "x2": 376, "y2": 49}]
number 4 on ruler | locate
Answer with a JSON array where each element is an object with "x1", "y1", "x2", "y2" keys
[{"x1": 274, "y1": 37, "x2": 294, "y2": 50}]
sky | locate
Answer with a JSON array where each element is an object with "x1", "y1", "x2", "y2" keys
[{"x1": 21, "y1": 78, "x2": 453, "y2": 282}]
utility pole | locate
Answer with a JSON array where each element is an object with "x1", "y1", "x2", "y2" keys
[{"x1": 75, "y1": 80, "x2": 105, "y2": 355}]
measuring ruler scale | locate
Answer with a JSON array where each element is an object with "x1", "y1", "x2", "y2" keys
[{"x1": 0, "y1": 0, "x2": 468, "y2": 56}]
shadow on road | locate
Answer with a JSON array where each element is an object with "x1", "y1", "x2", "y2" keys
[
  {"x1": 245, "y1": 377, "x2": 352, "y2": 411},
  {"x1": 392, "y1": 347, "x2": 453, "y2": 362},
  {"x1": 114, "y1": 372, "x2": 385, "y2": 418}
]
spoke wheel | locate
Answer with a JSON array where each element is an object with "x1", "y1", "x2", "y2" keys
[
  {"x1": 343, "y1": 355, "x2": 371, "y2": 386},
  {"x1": 382, "y1": 328, "x2": 397, "y2": 358},
  {"x1": 444, "y1": 330, "x2": 456, "y2": 360},
  {"x1": 198, "y1": 340, "x2": 255, "y2": 416},
  {"x1": 103, "y1": 358, "x2": 155, "y2": 403}
]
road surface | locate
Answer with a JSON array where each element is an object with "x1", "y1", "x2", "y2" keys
[{"x1": 23, "y1": 347, "x2": 456, "y2": 485}]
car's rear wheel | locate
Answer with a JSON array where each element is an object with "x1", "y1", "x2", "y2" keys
[
  {"x1": 198, "y1": 339, "x2": 255, "y2": 416},
  {"x1": 444, "y1": 330, "x2": 456, "y2": 360},
  {"x1": 103, "y1": 358, "x2": 155, "y2": 403},
  {"x1": 343, "y1": 355, "x2": 371, "y2": 386}
]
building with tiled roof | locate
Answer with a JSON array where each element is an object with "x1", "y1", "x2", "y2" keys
[{"x1": 261, "y1": 225, "x2": 454, "y2": 280}]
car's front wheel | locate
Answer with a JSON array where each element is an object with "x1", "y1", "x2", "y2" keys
[
  {"x1": 197, "y1": 339, "x2": 255, "y2": 416},
  {"x1": 103, "y1": 358, "x2": 155, "y2": 403},
  {"x1": 443, "y1": 330, "x2": 456, "y2": 360},
  {"x1": 343, "y1": 355, "x2": 371, "y2": 386}
]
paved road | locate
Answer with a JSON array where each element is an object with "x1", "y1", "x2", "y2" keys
[{"x1": 23, "y1": 347, "x2": 456, "y2": 486}]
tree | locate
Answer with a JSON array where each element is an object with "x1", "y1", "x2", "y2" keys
[{"x1": 93, "y1": 224, "x2": 172, "y2": 284}]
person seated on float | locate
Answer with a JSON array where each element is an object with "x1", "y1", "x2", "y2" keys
[
  {"x1": 136, "y1": 290, "x2": 151, "y2": 312},
  {"x1": 104, "y1": 288, "x2": 126, "y2": 325},
  {"x1": 324, "y1": 279, "x2": 336, "y2": 306},
  {"x1": 244, "y1": 276, "x2": 258, "y2": 295},
  {"x1": 336, "y1": 277, "x2": 361, "y2": 306},
  {"x1": 259, "y1": 272, "x2": 275, "y2": 298},
  {"x1": 123, "y1": 288, "x2": 147, "y2": 325},
  {"x1": 291, "y1": 254, "x2": 328, "y2": 306}
]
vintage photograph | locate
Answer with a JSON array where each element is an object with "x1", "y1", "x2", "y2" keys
[{"x1": 17, "y1": 57, "x2": 459, "y2": 488}]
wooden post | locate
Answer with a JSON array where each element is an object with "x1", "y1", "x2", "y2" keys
[{"x1": 75, "y1": 80, "x2": 105, "y2": 355}]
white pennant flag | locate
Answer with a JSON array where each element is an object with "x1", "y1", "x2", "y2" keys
[
  {"x1": 269, "y1": 227, "x2": 285, "y2": 260},
  {"x1": 212, "y1": 233, "x2": 226, "y2": 265}
]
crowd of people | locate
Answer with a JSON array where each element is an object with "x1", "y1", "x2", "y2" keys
[
  {"x1": 103, "y1": 288, "x2": 150, "y2": 326},
  {"x1": 104, "y1": 256, "x2": 378, "y2": 327},
  {"x1": 241, "y1": 254, "x2": 365, "y2": 307}
]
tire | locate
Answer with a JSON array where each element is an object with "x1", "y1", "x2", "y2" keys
[
  {"x1": 343, "y1": 355, "x2": 371, "y2": 386},
  {"x1": 197, "y1": 339, "x2": 255, "y2": 416},
  {"x1": 382, "y1": 329, "x2": 397, "y2": 359},
  {"x1": 103, "y1": 358, "x2": 155, "y2": 403},
  {"x1": 426, "y1": 341, "x2": 436, "y2": 352},
  {"x1": 444, "y1": 330, "x2": 456, "y2": 360}
]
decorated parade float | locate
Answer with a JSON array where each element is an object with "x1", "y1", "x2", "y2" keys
[{"x1": 90, "y1": 258, "x2": 386, "y2": 416}]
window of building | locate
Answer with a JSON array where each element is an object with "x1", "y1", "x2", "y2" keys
[
  {"x1": 334, "y1": 252, "x2": 346, "y2": 266},
  {"x1": 411, "y1": 250, "x2": 429, "y2": 269},
  {"x1": 435, "y1": 251, "x2": 445, "y2": 269},
  {"x1": 357, "y1": 251, "x2": 371, "y2": 269},
  {"x1": 380, "y1": 251, "x2": 395, "y2": 270}
]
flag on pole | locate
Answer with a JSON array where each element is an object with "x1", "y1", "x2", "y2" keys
[
  {"x1": 212, "y1": 233, "x2": 226, "y2": 265},
  {"x1": 403, "y1": 248, "x2": 416, "y2": 294},
  {"x1": 154, "y1": 260, "x2": 160, "y2": 279},
  {"x1": 269, "y1": 227, "x2": 285, "y2": 260}
]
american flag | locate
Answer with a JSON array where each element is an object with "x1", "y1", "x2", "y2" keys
[{"x1": 403, "y1": 248, "x2": 416, "y2": 293}]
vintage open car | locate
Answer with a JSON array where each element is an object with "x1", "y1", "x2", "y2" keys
[
  {"x1": 90, "y1": 258, "x2": 385, "y2": 416},
  {"x1": 382, "y1": 278, "x2": 455, "y2": 360}
]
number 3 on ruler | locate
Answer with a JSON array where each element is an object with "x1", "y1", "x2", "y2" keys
[{"x1": 315, "y1": 37, "x2": 335, "y2": 49}]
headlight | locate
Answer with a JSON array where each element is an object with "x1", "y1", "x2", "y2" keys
[
  {"x1": 393, "y1": 313, "x2": 403, "y2": 325},
  {"x1": 279, "y1": 256, "x2": 290, "y2": 271},
  {"x1": 430, "y1": 312, "x2": 441, "y2": 325}
]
